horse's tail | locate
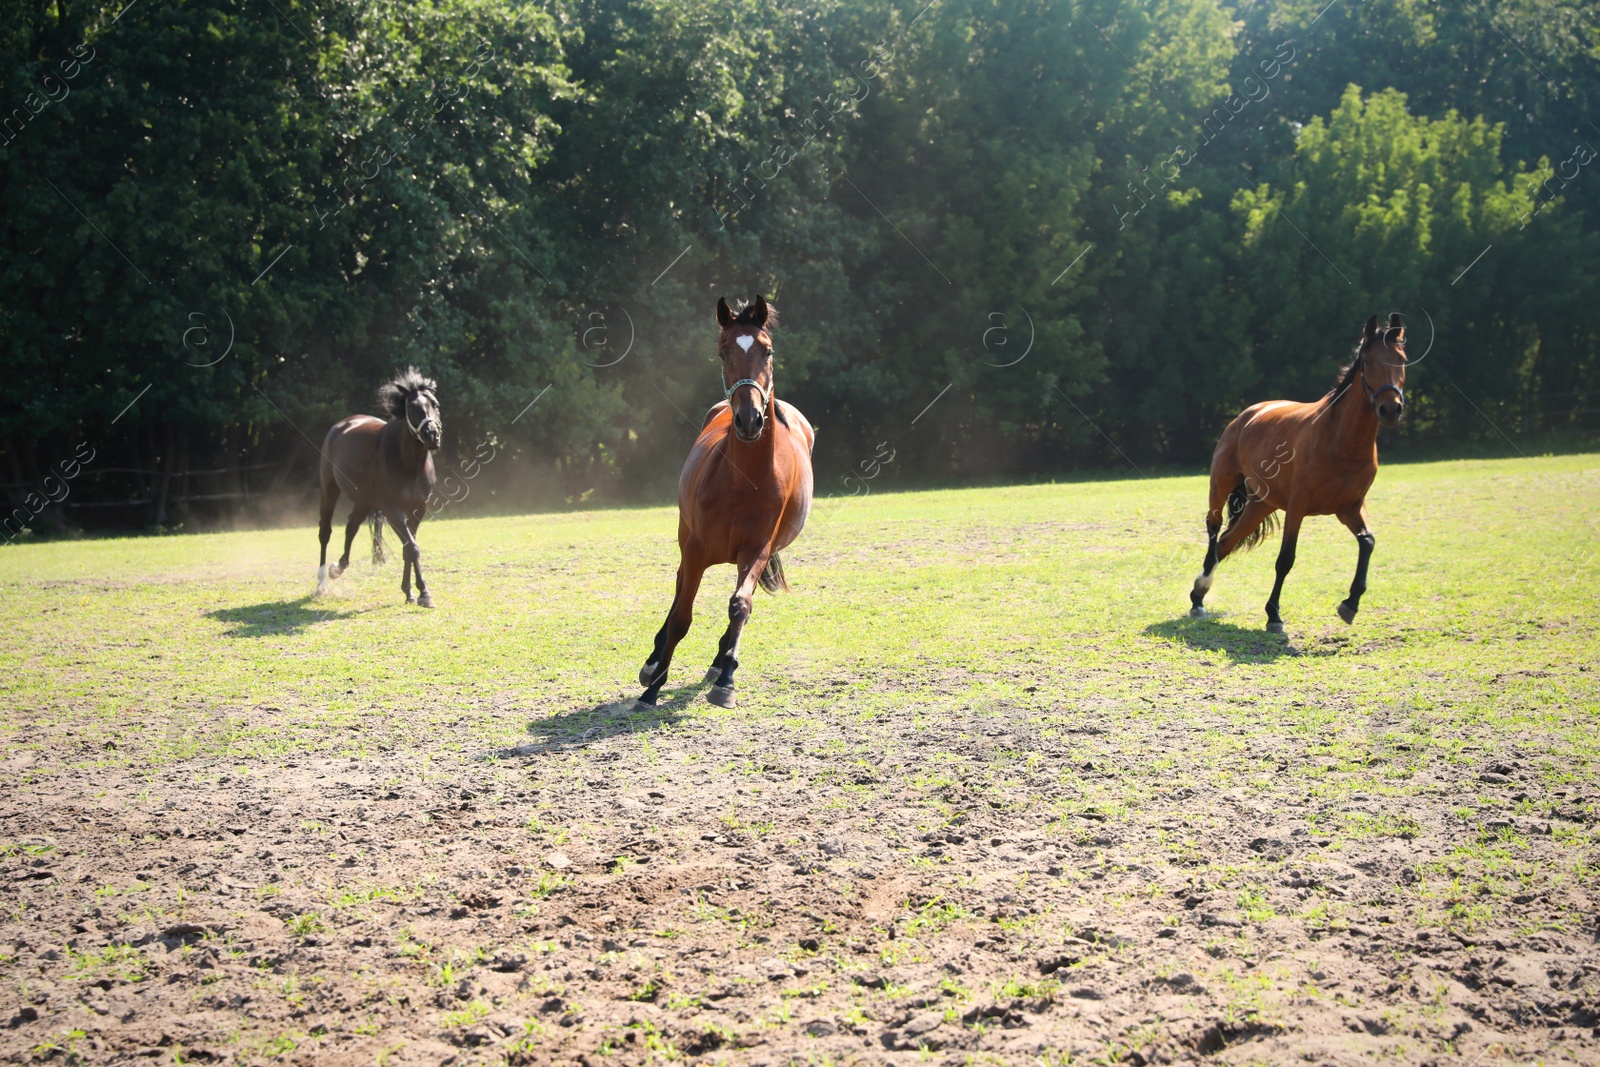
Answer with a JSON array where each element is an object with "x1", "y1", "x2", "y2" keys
[
  {"x1": 370, "y1": 513, "x2": 388, "y2": 565},
  {"x1": 1226, "y1": 478, "x2": 1280, "y2": 552},
  {"x1": 758, "y1": 553, "x2": 789, "y2": 594}
]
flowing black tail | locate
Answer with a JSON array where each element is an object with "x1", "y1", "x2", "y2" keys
[
  {"x1": 1226, "y1": 478, "x2": 1280, "y2": 552},
  {"x1": 758, "y1": 553, "x2": 789, "y2": 593},
  {"x1": 370, "y1": 513, "x2": 388, "y2": 565}
]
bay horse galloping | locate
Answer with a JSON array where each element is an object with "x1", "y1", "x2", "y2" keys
[
  {"x1": 317, "y1": 367, "x2": 442, "y2": 607},
  {"x1": 1189, "y1": 313, "x2": 1408, "y2": 633},
  {"x1": 637, "y1": 295, "x2": 815, "y2": 708}
]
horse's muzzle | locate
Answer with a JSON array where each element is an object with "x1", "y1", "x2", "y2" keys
[
  {"x1": 733, "y1": 408, "x2": 765, "y2": 442},
  {"x1": 1378, "y1": 401, "x2": 1403, "y2": 427}
]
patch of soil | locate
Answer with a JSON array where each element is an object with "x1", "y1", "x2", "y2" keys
[{"x1": 2, "y1": 696, "x2": 1597, "y2": 1066}]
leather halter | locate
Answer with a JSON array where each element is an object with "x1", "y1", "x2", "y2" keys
[
  {"x1": 1357, "y1": 344, "x2": 1405, "y2": 410},
  {"x1": 722, "y1": 333, "x2": 773, "y2": 430},
  {"x1": 405, "y1": 393, "x2": 439, "y2": 442},
  {"x1": 723, "y1": 373, "x2": 772, "y2": 411}
]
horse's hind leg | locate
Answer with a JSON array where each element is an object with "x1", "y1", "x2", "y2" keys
[
  {"x1": 332, "y1": 508, "x2": 368, "y2": 579},
  {"x1": 706, "y1": 547, "x2": 771, "y2": 709},
  {"x1": 317, "y1": 484, "x2": 339, "y2": 595},
  {"x1": 638, "y1": 555, "x2": 706, "y2": 706},
  {"x1": 1189, "y1": 468, "x2": 1236, "y2": 616},
  {"x1": 1335, "y1": 503, "x2": 1374, "y2": 624}
]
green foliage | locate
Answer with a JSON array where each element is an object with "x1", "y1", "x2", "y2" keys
[{"x1": 3, "y1": 0, "x2": 1598, "y2": 530}]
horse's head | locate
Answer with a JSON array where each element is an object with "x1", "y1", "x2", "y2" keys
[
  {"x1": 379, "y1": 367, "x2": 443, "y2": 450},
  {"x1": 715, "y1": 295, "x2": 777, "y2": 443},
  {"x1": 1358, "y1": 313, "x2": 1407, "y2": 427}
]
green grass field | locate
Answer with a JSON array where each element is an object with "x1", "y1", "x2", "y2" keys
[
  {"x1": 2, "y1": 454, "x2": 1597, "y2": 1065},
  {"x1": 7, "y1": 453, "x2": 1596, "y2": 766}
]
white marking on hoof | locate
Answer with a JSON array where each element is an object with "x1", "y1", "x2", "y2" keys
[
  {"x1": 316, "y1": 565, "x2": 328, "y2": 595},
  {"x1": 639, "y1": 662, "x2": 660, "y2": 689},
  {"x1": 1189, "y1": 606, "x2": 1206, "y2": 618}
]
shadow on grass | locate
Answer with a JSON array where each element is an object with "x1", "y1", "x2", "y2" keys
[
  {"x1": 206, "y1": 595, "x2": 369, "y2": 637},
  {"x1": 501, "y1": 684, "x2": 706, "y2": 756},
  {"x1": 1145, "y1": 615, "x2": 1297, "y2": 663}
]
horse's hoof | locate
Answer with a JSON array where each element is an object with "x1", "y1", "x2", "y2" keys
[
  {"x1": 634, "y1": 694, "x2": 657, "y2": 709},
  {"x1": 1336, "y1": 601, "x2": 1357, "y2": 624},
  {"x1": 704, "y1": 666, "x2": 721, "y2": 683},
  {"x1": 1265, "y1": 621, "x2": 1285, "y2": 634},
  {"x1": 1189, "y1": 606, "x2": 1206, "y2": 619},
  {"x1": 639, "y1": 663, "x2": 659, "y2": 688},
  {"x1": 707, "y1": 685, "x2": 736, "y2": 709},
  {"x1": 329, "y1": 563, "x2": 343, "y2": 579},
  {"x1": 405, "y1": 595, "x2": 416, "y2": 605},
  {"x1": 417, "y1": 592, "x2": 434, "y2": 608}
]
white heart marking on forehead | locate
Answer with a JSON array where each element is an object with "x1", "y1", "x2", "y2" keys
[{"x1": 735, "y1": 335, "x2": 755, "y2": 351}]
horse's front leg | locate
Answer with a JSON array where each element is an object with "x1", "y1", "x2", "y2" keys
[
  {"x1": 1263, "y1": 508, "x2": 1306, "y2": 633},
  {"x1": 406, "y1": 513, "x2": 432, "y2": 607},
  {"x1": 638, "y1": 554, "x2": 707, "y2": 706},
  {"x1": 385, "y1": 509, "x2": 427, "y2": 607},
  {"x1": 706, "y1": 546, "x2": 771, "y2": 709},
  {"x1": 1335, "y1": 503, "x2": 1374, "y2": 624}
]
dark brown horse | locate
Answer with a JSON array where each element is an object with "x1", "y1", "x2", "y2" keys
[
  {"x1": 317, "y1": 368, "x2": 442, "y2": 606},
  {"x1": 637, "y1": 295, "x2": 815, "y2": 707},
  {"x1": 1189, "y1": 313, "x2": 1408, "y2": 632}
]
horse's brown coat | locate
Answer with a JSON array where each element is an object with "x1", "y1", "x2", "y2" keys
[
  {"x1": 1191, "y1": 314, "x2": 1408, "y2": 630},
  {"x1": 317, "y1": 369, "x2": 441, "y2": 606},
  {"x1": 637, "y1": 297, "x2": 813, "y2": 706}
]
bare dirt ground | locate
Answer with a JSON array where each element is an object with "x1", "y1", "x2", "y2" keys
[
  {"x1": 4, "y1": 464, "x2": 1599, "y2": 1065},
  {"x1": 4, "y1": 690, "x2": 1597, "y2": 1066}
]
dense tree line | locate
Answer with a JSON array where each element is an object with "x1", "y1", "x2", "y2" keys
[{"x1": 3, "y1": 0, "x2": 1597, "y2": 534}]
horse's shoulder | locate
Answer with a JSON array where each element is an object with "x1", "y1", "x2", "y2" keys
[
  {"x1": 701, "y1": 401, "x2": 730, "y2": 430},
  {"x1": 775, "y1": 399, "x2": 815, "y2": 454}
]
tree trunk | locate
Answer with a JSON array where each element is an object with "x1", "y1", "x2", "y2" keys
[
  {"x1": 266, "y1": 436, "x2": 305, "y2": 497},
  {"x1": 145, "y1": 424, "x2": 160, "y2": 525},
  {"x1": 176, "y1": 427, "x2": 191, "y2": 524},
  {"x1": 155, "y1": 423, "x2": 176, "y2": 526}
]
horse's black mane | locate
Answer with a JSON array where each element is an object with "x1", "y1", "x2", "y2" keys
[
  {"x1": 732, "y1": 300, "x2": 778, "y2": 328},
  {"x1": 1326, "y1": 349, "x2": 1363, "y2": 405},
  {"x1": 377, "y1": 367, "x2": 437, "y2": 419},
  {"x1": 1327, "y1": 321, "x2": 1405, "y2": 405}
]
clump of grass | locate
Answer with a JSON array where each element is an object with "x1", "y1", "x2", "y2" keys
[{"x1": 284, "y1": 912, "x2": 327, "y2": 940}]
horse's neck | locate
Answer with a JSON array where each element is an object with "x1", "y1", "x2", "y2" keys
[
  {"x1": 721, "y1": 398, "x2": 779, "y2": 470},
  {"x1": 1323, "y1": 387, "x2": 1380, "y2": 464},
  {"x1": 386, "y1": 420, "x2": 429, "y2": 471}
]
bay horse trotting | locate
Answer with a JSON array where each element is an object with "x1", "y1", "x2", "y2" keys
[
  {"x1": 1189, "y1": 313, "x2": 1408, "y2": 633},
  {"x1": 317, "y1": 367, "x2": 442, "y2": 606},
  {"x1": 637, "y1": 295, "x2": 815, "y2": 708}
]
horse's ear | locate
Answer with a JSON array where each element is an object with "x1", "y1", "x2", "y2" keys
[
  {"x1": 716, "y1": 298, "x2": 734, "y2": 328},
  {"x1": 751, "y1": 294, "x2": 770, "y2": 327},
  {"x1": 1387, "y1": 312, "x2": 1406, "y2": 344},
  {"x1": 1362, "y1": 315, "x2": 1379, "y2": 343}
]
